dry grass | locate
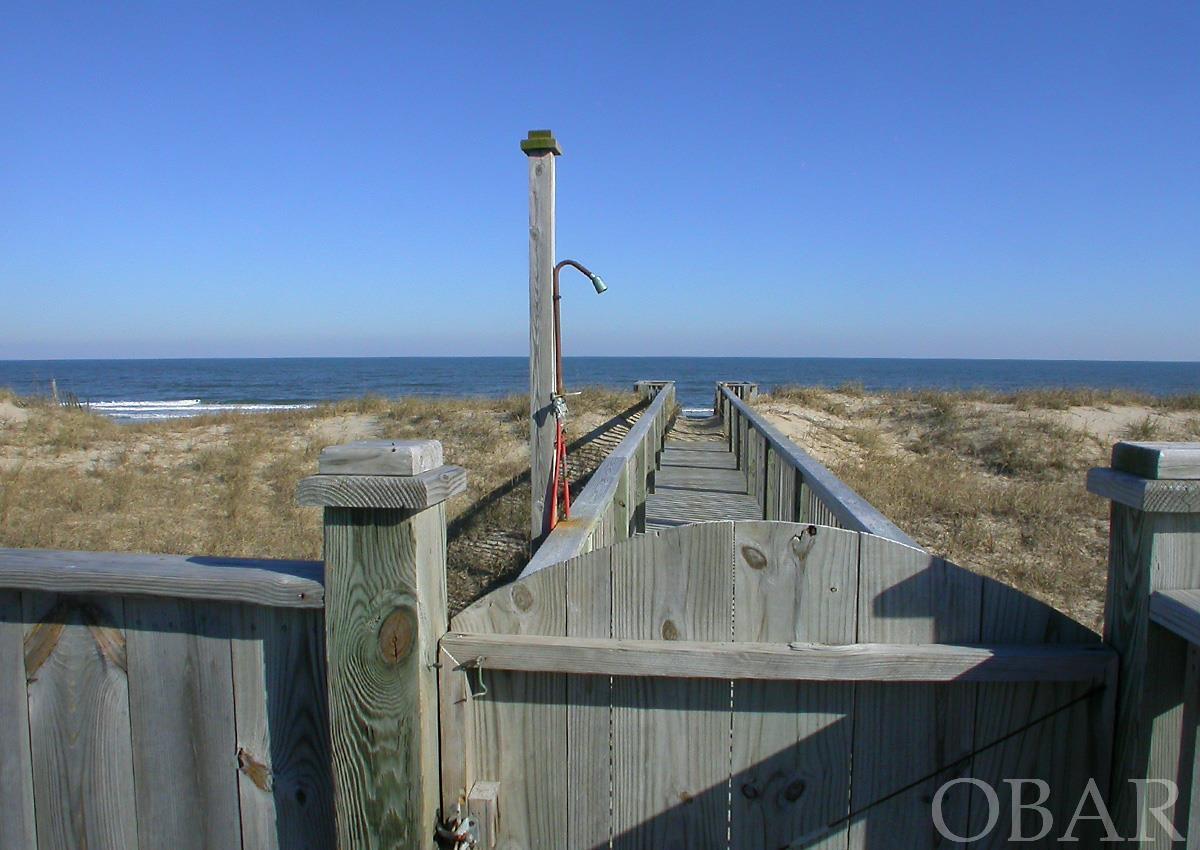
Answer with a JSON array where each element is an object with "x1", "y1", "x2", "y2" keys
[
  {"x1": 0, "y1": 388, "x2": 640, "y2": 613},
  {"x1": 757, "y1": 385, "x2": 1200, "y2": 629}
]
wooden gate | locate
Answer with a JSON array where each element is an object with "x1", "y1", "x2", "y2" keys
[{"x1": 439, "y1": 522, "x2": 1115, "y2": 849}]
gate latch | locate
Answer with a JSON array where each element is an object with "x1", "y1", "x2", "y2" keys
[{"x1": 435, "y1": 811, "x2": 478, "y2": 849}]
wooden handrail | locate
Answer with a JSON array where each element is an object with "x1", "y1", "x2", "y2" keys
[
  {"x1": 718, "y1": 383, "x2": 918, "y2": 547},
  {"x1": 0, "y1": 548, "x2": 325, "y2": 608},
  {"x1": 520, "y1": 382, "x2": 676, "y2": 577}
]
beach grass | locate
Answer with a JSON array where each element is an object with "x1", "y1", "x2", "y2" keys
[
  {"x1": 758, "y1": 385, "x2": 1200, "y2": 628},
  {"x1": 0, "y1": 387, "x2": 640, "y2": 613}
]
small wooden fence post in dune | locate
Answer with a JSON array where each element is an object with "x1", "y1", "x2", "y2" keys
[
  {"x1": 1089, "y1": 441, "x2": 1200, "y2": 843},
  {"x1": 298, "y1": 440, "x2": 467, "y2": 850}
]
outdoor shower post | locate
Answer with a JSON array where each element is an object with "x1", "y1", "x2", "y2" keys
[{"x1": 522, "y1": 129, "x2": 561, "y2": 550}]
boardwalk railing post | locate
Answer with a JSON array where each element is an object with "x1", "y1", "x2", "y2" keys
[
  {"x1": 1088, "y1": 441, "x2": 1200, "y2": 842},
  {"x1": 297, "y1": 439, "x2": 468, "y2": 849}
]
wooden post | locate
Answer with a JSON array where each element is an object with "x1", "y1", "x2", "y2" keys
[
  {"x1": 522, "y1": 129, "x2": 561, "y2": 549},
  {"x1": 1088, "y1": 441, "x2": 1200, "y2": 844},
  {"x1": 297, "y1": 439, "x2": 467, "y2": 849}
]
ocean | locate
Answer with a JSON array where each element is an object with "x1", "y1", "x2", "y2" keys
[{"x1": 1, "y1": 357, "x2": 1197, "y2": 421}]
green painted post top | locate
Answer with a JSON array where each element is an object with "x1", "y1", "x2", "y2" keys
[{"x1": 521, "y1": 129, "x2": 562, "y2": 156}]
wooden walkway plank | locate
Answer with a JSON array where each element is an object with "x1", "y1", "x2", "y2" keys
[{"x1": 646, "y1": 417, "x2": 761, "y2": 530}]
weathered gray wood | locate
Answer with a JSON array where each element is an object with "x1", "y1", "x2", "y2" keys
[
  {"x1": 611, "y1": 523, "x2": 732, "y2": 849},
  {"x1": 1113, "y1": 441, "x2": 1200, "y2": 480},
  {"x1": 0, "y1": 591, "x2": 36, "y2": 850},
  {"x1": 731, "y1": 522, "x2": 856, "y2": 849},
  {"x1": 439, "y1": 633, "x2": 1112, "y2": 682},
  {"x1": 849, "y1": 537, "x2": 981, "y2": 849},
  {"x1": 1101, "y1": 497, "x2": 1200, "y2": 842},
  {"x1": 1151, "y1": 589, "x2": 1200, "y2": 647},
  {"x1": 526, "y1": 132, "x2": 559, "y2": 545},
  {"x1": 0, "y1": 548, "x2": 324, "y2": 608},
  {"x1": 565, "y1": 546, "x2": 613, "y2": 849},
  {"x1": 720, "y1": 386, "x2": 918, "y2": 546},
  {"x1": 521, "y1": 385, "x2": 673, "y2": 577},
  {"x1": 231, "y1": 605, "x2": 334, "y2": 850},
  {"x1": 467, "y1": 780, "x2": 500, "y2": 849},
  {"x1": 437, "y1": 641, "x2": 476, "y2": 823},
  {"x1": 321, "y1": 500, "x2": 447, "y2": 849},
  {"x1": 1184, "y1": 643, "x2": 1200, "y2": 843},
  {"x1": 968, "y1": 578, "x2": 1111, "y2": 848},
  {"x1": 125, "y1": 597, "x2": 241, "y2": 849},
  {"x1": 25, "y1": 592, "x2": 139, "y2": 850},
  {"x1": 296, "y1": 464, "x2": 467, "y2": 509},
  {"x1": 1087, "y1": 467, "x2": 1200, "y2": 512},
  {"x1": 318, "y1": 439, "x2": 443, "y2": 475},
  {"x1": 451, "y1": 564, "x2": 568, "y2": 849}
]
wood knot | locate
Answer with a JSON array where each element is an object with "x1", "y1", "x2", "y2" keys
[
  {"x1": 378, "y1": 607, "x2": 416, "y2": 665},
  {"x1": 511, "y1": 585, "x2": 534, "y2": 612},
  {"x1": 661, "y1": 620, "x2": 679, "y2": 641},
  {"x1": 783, "y1": 779, "x2": 806, "y2": 802},
  {"x1": 237, "y1": 747, "x2": 272, "y2": 792},
  {"x1": 740, "y1": 782, "x2": 760, "y2": 800},
  {"x1": 740, "y1": 545, "x2": 768, "y2": 571},
  {"x1": 790, "y1": 532, "x2": 817, "y2": 566}
]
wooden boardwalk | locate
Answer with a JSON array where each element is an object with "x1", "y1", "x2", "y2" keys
[{"x1": 645, "y1": 415, "x2": 761, "y2": 530}]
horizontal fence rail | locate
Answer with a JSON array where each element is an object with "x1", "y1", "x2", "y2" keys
[
  {"x1": 520, "y1": 381, "x2": 676, "y2": 577},
  {"x1": 441, "y1": 632, "x2": 1116, "y2": 683},
  {"x1": 0, "y1": 548, "x2": 325, "y2": 608},
  {"x1": 717, "y1": 382, "x2": 918, "y2": 547}
]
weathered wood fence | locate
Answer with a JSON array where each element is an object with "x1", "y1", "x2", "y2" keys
[
  {"x1": 521, "y1": 382, "x2": 675, "y2": 577},
  {"x1": 445, "y1": 521, "x2": 1115, "y2": 848},
  {"x1": 0, "y1": 552, "x2": 333, "y2": 850},
  {"x1": 2, "y1": 386, "x2": 1200, "y2": 848},
  {"x1": 717, "y1": 382, "x2": 917, "y2": 545}
]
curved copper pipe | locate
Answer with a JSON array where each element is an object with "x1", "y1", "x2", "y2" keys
[{"x1": 552, "y1": 259, "x2": 602, "y2": 397}]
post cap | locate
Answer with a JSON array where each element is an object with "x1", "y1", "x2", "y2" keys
[
  {"x1": 318, "y1": 440, "x2": 443, "y2": 476},
  {"x1": 1112, "y1": 441, "x2": 1200, "y2": 480},
  {"x1": 521, "y1": 129, "x2": 562, "y2": 156}
]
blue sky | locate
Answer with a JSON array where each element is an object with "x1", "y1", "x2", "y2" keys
[{"x1": 1, "y1": 3, "x2": 1197, "y2": 360}]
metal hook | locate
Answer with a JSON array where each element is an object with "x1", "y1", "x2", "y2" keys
[{"x1": 474, "y1": 656, "x2": 488, "y2": 697}]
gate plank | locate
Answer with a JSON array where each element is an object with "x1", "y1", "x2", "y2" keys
[
  {"x1": 848, "y1": 537, "x2": 982, "y2": 849},
  {"x1": 0, "y1": 591, "x2": 36, "y2": 850},
  {"x1": 25, "y1": 592, "x2": 139, "y2": 850},
  {"x1": 968, "y1": 578, "x2": 1109, "y2": 848},
  {"x1": 125, "y1": 598, "x2": 241, "y2": 850},
  {"x1": 452, "y1": 565, "x2": 568, "y2": 850},
  {"x1": 231, "y1": 605, "x2": 335, "y2": 850},
  {"x1": 565, "y1": 546, "x2": 615, "y2": 849},
  {"x1": 731, "y1": 522, "x2": 858, "y2": 850},
  {"x1": 612, "y1": 523, "x2": 733, "y2": 850}
]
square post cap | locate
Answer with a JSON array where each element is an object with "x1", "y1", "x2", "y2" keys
[
  {"x1": 297, "y1": 439, "x2": 467, "y2": 509},
  {"x1": 521, "y1": 129, "x2": 562, "y2": 156},
  {"x1": 1087, "y1": 441, "x2": 1200, "y2": 513}
]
